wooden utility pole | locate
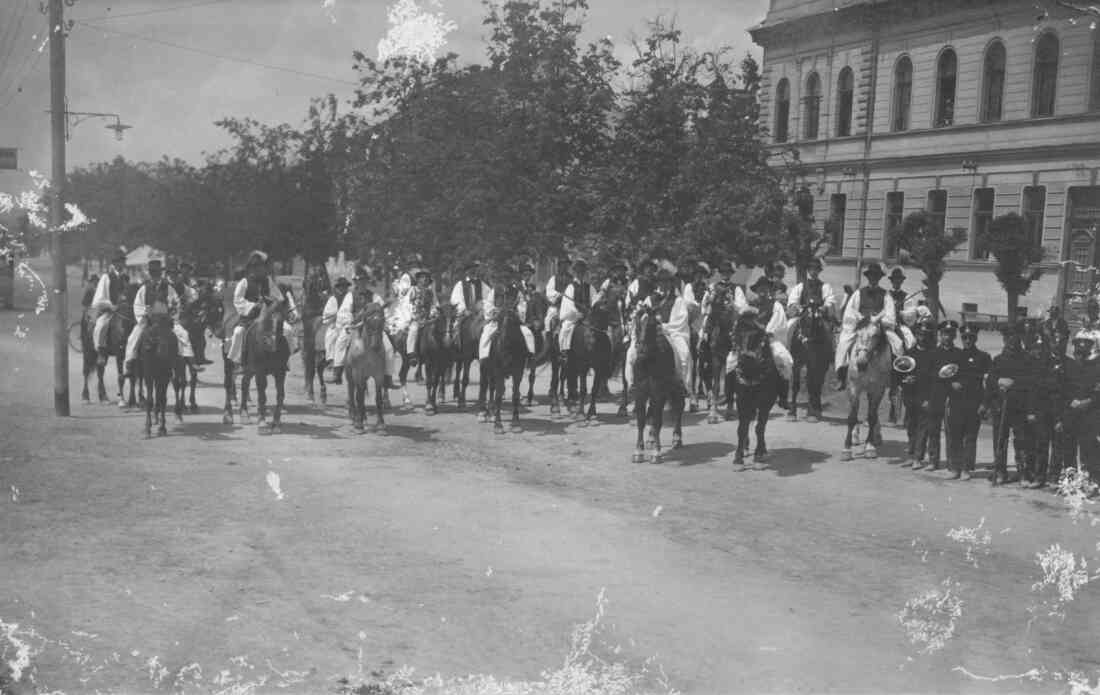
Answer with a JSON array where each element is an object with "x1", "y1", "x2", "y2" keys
[{"x1": 49, "y1": 0, "x2": 70, "y2": 416}]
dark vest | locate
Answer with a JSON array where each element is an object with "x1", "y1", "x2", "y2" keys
[
  {"x1": 108, "y1": 271, "x2": 128, "y2": 304},
  {"x1": 800, "y1": 278, "x2": 825, "y2": 306},
  {"x1": 244, "y1": 276, "x2": 271, "y2": 303},
  {"x1": 858, "y1": 286, "x2": 886, "y2": 317},
  {"x1": 462, "y1": 278, "x2": 482, "y2": 309},
  {"x1": 691, "y1": 279, "x2": 708, "y2": 302},
  {"x1": 352, "y1": 288, "x2": 375, "y2": 313},
  {"x1": 571, "y1": 282, "x2": 591, "y2": 310},
  {"x1": 889, "y1": 289, "x2": 907, "y2": 311},
  {"x1": 144, "y1": 278, "x2": 171, "y2": 312}
]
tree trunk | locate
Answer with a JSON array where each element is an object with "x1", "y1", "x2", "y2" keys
[
  {"x1": 927, "y1": 281, "x2": 941, "y2": 322},
  {"x1": 1006, "y1": 290, "x2": 1019, "y2": 326}
]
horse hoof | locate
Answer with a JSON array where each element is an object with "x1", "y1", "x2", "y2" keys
[
  {"x1": 157, "y1": 428, "x2": 167, "y2": 437},
  {"x1": 241, "y1": 417, "x2": 252, "y2": 426},
  {"x1": 118, "y1": 400, "x2": 127, "y2": 409},
  {"x1": 175, "y1": 414, "x2": 184, "y2": 424},
  {"x1": 550, "y1": 406, "x2": 560, "y2": 416},
  {"x1": 354, "y1": 424, "x2": 365, "y2": 433},
  {"x1": 865, "y1": 446, "x2": 878, "y2": 460},
  {"x1": 840, "y1": 449, "x2": 853, "y2": 462},
  {"x1": 786, "y1": 413, "x2": 797, "y2": 422},
  {"x1": 477, "y1": 412, "x2": 489, "y2": 423},
  {"x1": 222, "y1": 414, "x2": 233, "y2": 425},
  {"x1": 688, "y1": 403, "x2": 699, "y2": 413},
  {"x1": 269, "y1": 425, "x2": 282, "y2": 434},
  {"x1": 672, "y1": 438, "x2": 683, "y2": 450},
  {"x1": 82, "y1": 398, "x2": 92, "y2": 406},
  {"x1": 616, "y1": 407, "x2": 628, "y2": 418},
  {"x1": 631, "y1": 452, "x2": 646, "y2": 464},
  {"x1": 650, "y1": 453, "x2": 663, "y2": 464},
  {"x1": 493, "y1": 424, "x2": 505, "y2": 435}
]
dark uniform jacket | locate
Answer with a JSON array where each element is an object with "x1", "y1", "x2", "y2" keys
[
  {"x1": 985, "y1": 349, "x2": 1034, "y2": 412},
  {"x1": 1030, "y1": 354, "x2": 1068, "y2": 420},
  {"x1": 1062, "y1": 357, "x2": 1100, "y2": 415},
  {"x1": 928, "y1": 346, "x2": 964, "y2": 414},
  {"x1": 911, "y1": 344, "x2": 938, "y2": 405},
  {"x1": 952, "y1": 346, "x2": 992, "y2": 408}
]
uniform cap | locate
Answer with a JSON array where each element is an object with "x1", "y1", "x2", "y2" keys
[
  {"x1": 960, "y1": 324, "x2": 979, "y2": 337},
  {"x1": 938, "y1": 320, "x2": 959, "y2": 332}
]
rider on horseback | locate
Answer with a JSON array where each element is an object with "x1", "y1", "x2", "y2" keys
[
  {"x1": 323, "y1": 276, "x2": 352, "y2": 382},
  {"x1": 735, "y1": 274, "x2": 794, "y2": 407},
  {"x1": 558, "y1": 259, "x2": 597, "y2": 365},
  {"x1": 227, "y1": 251, "x2": 287, "y2": 366},
  {"x1": 786, "y1": 257, "x2": 836, "y2": 320},
  {"x1": 406, "y1": 268, "x2": 440, "y2": 368},
  {"x1": 833, "y1": 262, "x2": 903, "y2": 390},
  {"x1": 625, "y1": 259, "x2": 695, "y2": 396},
  {"x1": 626, "y1": 259, "x2": 657, "y2": 316},
  {"x1": 763, "y1": 261, "x2": 789, "y2": 306},
  {"x1": 450, "y1": 260, "x2": 493, "y2": 335},
  {"x1": 91, "y1": 248, "x2": 130, "y2": 366},
  {"x1": 480, "y1": 266, "x2": 537, "y2": 360},
  {"x1": 543, "y1": 258, "x2": 572, "y2": 337},
  {"x1": 698, "y1": 260, "x2": 739, "y2": 348},
  {"x1": 123, "y1": 256, "x2": 199, "y2": 376},
  {"x1": 331, "y1": 266, "x2": 398, "y2": 388},
  {"x1": 887, "y1": 267, "x2": 920, "y2": 352}
]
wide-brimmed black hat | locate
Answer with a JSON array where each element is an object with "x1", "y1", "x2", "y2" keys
[
  {"x1": 111, "y1": 248, "x2": 128, "y2": 264},
  {"x1": 863, "y1": 262, "x2": 885, "y2": 279},
  {"x1": 805, "y1": 257, "x2": 823, "y2": 271},
  {"x1": 147, "y1": 258, "x2": 163, "y2": 271},
  {"x1": 573, "y1": 259, "x2": 589, "y2": 272},
  {"x1": 888, "y1": 268, "x2": 906, "y2": 282},
  {"x1": 717, "y1": 260, "x2": 734, "y2": 273},
  {"x1": 333, "y1": 276, "x2": 351, "y2": 288},
  {"x1": 246, "y1": 250, "x2": 268, "y2": 267},
  {"x1": 640, "y1": 258, "x2": 658, "y2": 272},
  {"x1": 1072, "y1": 335, "x2": 1096, "y2": 348},
  {"x1": 415, "y1": 267, "x2": 432, "y2": 279},
  {"x1": 749, "y1": 275, "x2": 772, "y2": 293},
  {"x1": 463, "y1": 260, "x2": 481, "y2": 273},
  {"x1": 519, "y1": 261, "x2": 535, "y2": 274},
  {"x1": 608, "y1": 259, "x2": 628, "y2": 272}
]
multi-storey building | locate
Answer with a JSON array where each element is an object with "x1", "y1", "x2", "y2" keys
[{"x1": 749, "y1": 0, "x2": 1100, "y2": 323}]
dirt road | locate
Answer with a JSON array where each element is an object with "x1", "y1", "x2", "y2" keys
[{"x1": 1, "y1": 261, "x2": 1098, "y2": 694}]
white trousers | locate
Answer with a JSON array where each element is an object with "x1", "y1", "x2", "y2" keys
[
  {"x1": 124, "y1": 318, "x2": 193, "y2": 362},
  {"x1": 558, "y1": 318, "x2": 579, "y2": 352},
  {"x1": 479, "y1": 321, "x2": 536, "y2": 360},
  {"x1": 624, "y1": 329, "x2": 691, "y2": 392},
  {"x1": 322, "y1": 321, "x2": 338, "y2": 359},
  {"x1": 725, "y1": 338, "x2": 793, "y2": 381},
  {"x1": 93, "y1": 312, "x2": 111, "y2": 349},
  {"x1": 407, "y1": 321, "x2": 420, "y2": 355},
  {"x1": 329, "y1": 327, "x2": 397, "y2": 375}
]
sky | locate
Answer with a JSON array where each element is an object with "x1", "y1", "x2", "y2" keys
[{"x1": 0, "y1": 0, "x2": 768, "y2": 180}]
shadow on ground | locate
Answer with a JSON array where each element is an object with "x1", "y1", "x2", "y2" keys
[{"x1": 762, "y1": 447, "x2": 830, "y2": 476}]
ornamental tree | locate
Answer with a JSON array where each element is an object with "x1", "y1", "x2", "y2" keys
[
  {"x1": 888, "y1": 210, "x2": 967, "y2": 321},
  {"x1": 981, "y1": 212, "x2": 1045, "y2": 325}
]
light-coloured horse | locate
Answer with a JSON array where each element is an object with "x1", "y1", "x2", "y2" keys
[{"x1": 842, "y1": 320, "x2": 892, "y2": 460}]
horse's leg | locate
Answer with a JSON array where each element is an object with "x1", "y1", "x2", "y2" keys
[
  {"x1": 671, "y1": 392, "x2": 684, "y2": 449},
  {"x1": 239, "y1": 373, "x2": 252, "y2": 425},
  {"x1": 842, "y1": 391, "x2": 859, "y2": 461},
  {"x1": 755, "y1": 394, "x2": 774, "y2": 465},
  {"x1": 222, "y1": 353, "x2": 234, "y2": 425},
  {"x1": 650, "y1": 396, "x2": 665, "y2": 463},
  {"x1": 708, "y1": 358, "x2": 724, "y2": 425},
  {"x1": 374, "y1": 378, "x2": 386, "y2": 431},
  {"x1": 807, "y1": 353, "x2": 825, "y2": 420},
  {"x1": 144, "y1": 374, "x2": 153, "y2": 438},
  {"x1": 96, "y1": 360, "x2": 108, "y2": 403},
  {"x1": 188, "y1": 363, "x2": 198, "y2": 413},
  {"x1": 511, "y1": 368, "x2": 522, "y2": 427},
  {"x1": 492, "y1": 370, "x2": 506, "y2": 435},
  {"x1": 788, "y1": 354, "x2": 801, "y2": 421},
  {"x1": 865, "y1": 389, "x2": 882, "y2": 459},
  {"x1": 477, "y1": 360, "x2": 492, "y2": 423},
  {"x1": 304, "y1": 347, "x2": 316, "y2": 403},
  {"x1": 734, "y1": 401, "x2": 753, "y2": 469},
  {"x1": 271, "y1": 371, "x2": 286, "y2": 433},
  {"x1": 255, "y1": 371, "x2": 268, "y2": 428},
  {"x1": 157, "y1": 376, "x2": 169, "y2": 436},
  {"x1": 317, "y1": 355, "x2": 328, "y2": 406},
  {"x1": 632, "y1": 394, "x2": 647, "y2": 463},
  {"x1": 549, "y1": 358, "x2": 561, "y2": 415},
  {"x1": 526, "y1": 361, "x2": 536, "y2": 406},
  {"x1": 586, "y1": 367, "x2": 601, "y2": 422}
]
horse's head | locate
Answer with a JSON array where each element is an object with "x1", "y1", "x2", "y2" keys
[
  {"x1": 356, "y1": 303, "x2": 386, "y2": 351},
  {"x1": 851, "y1": 319, "x2": 883, "y2": 371},
  {"x1": 797, "y1": 300, "x2": 826, "y2": 341},
  {"x1": 525, "y1": 291, "x2": 549, "y2": 333},
  {"x1": 256, "y1": 297, "x2": 286, "y2": 354},
  {"x1": 732, "y1": 315, "x2": 770, "y2": 383},
  {"x1": 633, "y1": 304, "x2": 663, "y2": 362}
]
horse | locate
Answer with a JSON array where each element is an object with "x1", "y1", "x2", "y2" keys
[
  {"x1": 383, "y1": 302, "x2": 415, "y2": 408},
  {"x1": 419, "y1": 304, "x2": 455, "y2": 414},
  {"x1": 787, "y1": 300, "x2": 833, "y2": 422},
  {"x1": 562, "y1": 296, "x2": 615, "y2": 421},
  {"x1": 729, "y1": 314, "x2": 780, "y2": 469},
  {"x1": 175, "y1": 286, "x2": 223, "y2": 413},
  {"x1": 478, "y1": 304, "x2": 529, "y2": 433},
  {"x1": 842, "y1": 319, "x2": 893, "y2": 460},
  {"x1": 630, "y1": 304, "x2": 685, "y2": 464},
  {"x1": 523, "y1": 291, "x2": 561, "y2": 407},
  {"x1": 700, "y1": 286, "x2": 739, "y2": 424},
  {"x1": 450, "y1": 307, "x2": 485, "y2": 410},
  {"x1": 345, "y1": 303, "x2": 388, "y2": 432},
  {"x1": 140, "y1": 313, "x2": 183, "y2": 437},
  {"x1": 303, "y1": 314, "x2": 328, "y2": 405},
  {"x1": 80, "y1": 283, "x2": 141, "y2": 408},
  {"x1": 223, "y1": 295, "x2": 292, "y2": 431}
]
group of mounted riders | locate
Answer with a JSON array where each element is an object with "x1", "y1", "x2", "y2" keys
[{"x1": 77, "y1": 244, "x2": 1100, "y2": 478}]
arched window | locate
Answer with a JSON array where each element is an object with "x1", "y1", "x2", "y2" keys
[
  {"x1": 774, "y1": 78, "x2": 790, "y2": 143},
  {"x1": 892, "y1": 56, "x2": 912, "y2": 132},
  {"x1": 835, "y1": 67, "x2": 854, "y2": 136},
  {"x1": 803, "y1": 72, "x2": 821, "y2": 140},
  {"x1": 1033, "y1": 32, "x2": 1059, "y2": 117},
  {"x1": 935, "y1": 48, "x2": 957, "y2": 127},
  {"x1": 981, "y1": 41, "x2": 1006, "y2": 122}
]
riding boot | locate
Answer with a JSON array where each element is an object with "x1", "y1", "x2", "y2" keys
[
  {"x1": 835, "y1": 365, "x2": 848, "y2": 391},
  {"x1": 123, "y1": 359, "x2": 135, "y2": 378},
  {"x1": 385, "y1": 375, "x2": 397, "y2": 390},
  {"x1": 330, "y1": 366, "x2": 344, "y2": 384},
  {"x1": 186, "y1": 356, "x2": 204, "y2": 373},
  {"x1": 97, "y1": 347, "x2": 109, "y2": 368}
]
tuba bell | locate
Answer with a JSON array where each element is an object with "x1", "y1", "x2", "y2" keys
[
  {"x1": 938, "y1": 363, "x2": 959, "y2": 379},
  {"x1": 893, "y1": 355, "x2": 916, "y2": 374}
]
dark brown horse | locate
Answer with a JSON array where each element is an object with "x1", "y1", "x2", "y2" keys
[
  {"x1": 140, "y1": 313, "x2": 184, "y2": 437},
  {"x1": 700, "y1": 285, "x2": 738, "y2": 425},
  {"x1": 630, "y1": 304, "x2": 685, "y2": 464},
  {"x1": 523, "y1": 291, "x2": 560, "y2": 407},
  {"x1": 176, "y1": 286, "x2": 223, "y2": 413},
  {"x1": 478, "y1": 303, "x2": 529, "y2": 433},
  {"x1": 787, "y1": 299, "x2": 832, "y2": 423},
  {"x1": 80, "y1": 282, "x2": 141, "y2": 408},
  {"x1": 450, "y1": 307, "x2": 485, "y2": 410},
  {"x1": 562, "y1": 296, "x2": 615, "y2": 421},
  {"x1": 420, "y1": 304, "x2": 455, "y2": 415},
  {"x1": 729, "y1": 314, "x2": 780, "y2": 470},
  {"x1": 222, "y1": 295, "x2": 292, "y2": 431},
  {"x1": 303, "y1": 315, "x2": 328, "y2": 405}
]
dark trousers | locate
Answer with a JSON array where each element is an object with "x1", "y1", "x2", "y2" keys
[
  {"x1": 992, "y1": 406, "x2": 1031, "y2": 477},
  {"x1": 904, "y1": 394, "x2": 920, "y2": 457},
  {"x1": 1025, "y1": 415, "x2": 1055, "y2": 483},
  {"x1": 1059, "y1": 412, "x2": 1100, "y2": 477},
  {"x1": 914, "y1": 407, "x2": 944, "y2": 466},
  {"x1": 947, "y1": 403, "x2": 981, "y2": 472}
]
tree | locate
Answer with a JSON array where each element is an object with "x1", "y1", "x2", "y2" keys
[
  {"x1": 888, "y1": 210, "x2": 967, "y2": 321},
  {"x1": 981, "y1": 212, "x2": 1045, "y2": 324}
]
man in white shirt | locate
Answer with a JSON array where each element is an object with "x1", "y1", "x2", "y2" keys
[
  {"x1": 123, "y1": 257, "x2": 197, "y2": 376},
  {"x1": 833, "y1": 262, "x2": 903, "y2": 390},
  {"x1": 227, "y1": 251, "x2": 286, "y2": 365},
  {"x1": 329, "y1": 269, "x2": 398, "y2": 387},
  {"x1": 91, "y1": 249, "x2": 130, "y2": 365},
  {"x1": 626, "y1": 259, "x2": 657, "y2": 314},
  {"x1": 322, "y1": 276, "x2": 352, "y2": 382},
  {"x1": 731, "y1": 275, "x2": 793, "y2": 395},
  {"x1": 544, "y1": 258, "x2": 572, "y2": 338},
  {"x1": 558, "y1": 260, "x2": 597, "y2": 359},
  {"x1": 450, "y1": 261, "x2": 494, "y2": 346},
  {"x1": 479, "y1": 267, "x2": 536, "y2": 360},
  {"x1": 624, "y1": 260, "x2": 696, "y2": 395}
]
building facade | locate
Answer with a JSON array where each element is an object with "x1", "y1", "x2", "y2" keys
[{"x1": 750, "y1": 0, "x2": 1100, "y2": 324}]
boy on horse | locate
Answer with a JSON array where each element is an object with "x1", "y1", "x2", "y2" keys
[
  {"x1": 405, "y1": 268, "x2": 440, "y2": 368},
  {"x1": 625, "y1": 260, "x2": 695, "y2": 395},
  {"x1": 698, "y1": 260, "x2": 740, "y2": 348},
  {"x1": 450, "y1": 260, "x2": 493, "y2": 338},
  {"x1": 227, "y1": 251, "x2": 288, "y2": 366},
  {"x1": 557, "y1": 259, "x2": 598, "y2": 364},
  {"x1": 735, "y1": 274, "x2": 793, "y2": 408},
  {"x1": 543, "y1": 258, "x2": 572, "y2": 337},
  {"x1": 480, "y1": 266, "x2": 537, "y2": 360},
  {"x1": 626, "y1": 259, "x2": 658, "y2": 315},
  {"x1": 833, "y1": 262, "x2": 903, "y2": 390},
  {"x1": 330, "y1": 267, "x2": 398, "y2": 388},
  {"x1": 122, "y1": 256, "x2": 199, "y2": 376},
  {"x1": 91, "y1": 248, "x2": 131, "y2": 366}
]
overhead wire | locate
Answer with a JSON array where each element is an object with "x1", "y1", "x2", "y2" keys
[
  {"x1": 72, "y1": 20, "x2": 360, "y2": 87},
  {"x1": 72, "y1": 0, "x2": 234, "y2": 23},
  {"x1": 0, "y1": 0, "x2": 33, "y2": 97}
]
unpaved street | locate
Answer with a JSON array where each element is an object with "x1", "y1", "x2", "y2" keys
[{"x1": 2, "y1": 263, "x2": 1099, "y2": 694}]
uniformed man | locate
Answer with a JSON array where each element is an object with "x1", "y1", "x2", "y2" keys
[
  {"x1": 1025, "y1": 331, "x2": 1063, "y2": 488},
  {"x1": 917, "y1": 320, "x2": 962, "y2": 472},
  {"x1": 1075, "y1": 297, "x2": 1100, "y2": 361},
  {"x1": 544, "y1": 258, "x2": 572, "y2": 337},
  {"x1": 946, "y1": 323, "x2": 991, "y2": 480},
  {"x1": 1041, "y1": 304, "x2": 1070, "y2": 354},
  {"x1": 986, "y1": 323, "x2": 1033, "y2": 486},
  {"x1": 833, "y1": 262, "x2": 903, "y2": 390},
  {"x1": 900, "y1": 318, "x2": 936, "y2": 467},
  {"x1": 90, "y1": 249, "x2": 131, "y2": 366},
  {"x1": 1057, "y1": 335, "x2": 1100, "y2": 479}
]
